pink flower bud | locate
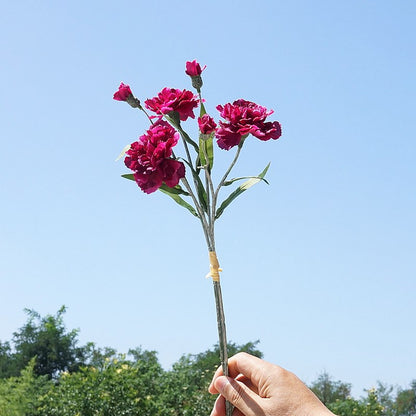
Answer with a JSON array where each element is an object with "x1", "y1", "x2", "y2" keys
[
  {"x1": 113, "y1": 83, "x2": 141, "y2": 108},
  {"x1": 185, "y1": 60, "x2": 206, "y2": 77},
  {"x1": 113, "y1": 82, "x2": 133, "y2": 101},
  {"x1": 185, "y1": 60, "x2": 207, "y2": 90},
  {"x1": 198, "y1": 114, "x2": 217, "y2": 135}
]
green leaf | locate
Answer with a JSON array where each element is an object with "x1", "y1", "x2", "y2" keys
[
  {"x1": 178, "y1": 126, "x2": 199, "y2": 154},
  {"x1": 196, "y1": 177, "x2": 208, "y2": 213},
  {"x1": 159, "y1": 184, "x2": 190, "y2": 196},
  {"x1": 199, "y1": 133, "x2": 214, "y2": 171},
  {"x1": 200, "y1": 101, "x2": 207, "y2": 117},
  {"x1": 121, "y1": 174, "x2": 135, "y2": 181},
  {"x1": 116, "y1": 144, "x2": 131, "y2": 161},
  {"x1": 165, "y1": 111, "x2": 181, "y2": 127},
  {"x1": 215, "y1": 163, "x2": 271, "y2": 220},
  {"x1": 159, "y1": 187, "x2": 199, "y2": 217},
  {"x1": 223, "y1": 176, "x2": 269, "y2": 186},
  {"x1": 182, "y1": 159, "x2": 208, "y2": 213},
  {"x1": 165, "y1": 114, "x2": 200, "y2": 155}
]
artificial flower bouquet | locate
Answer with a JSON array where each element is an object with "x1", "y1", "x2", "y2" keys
[{"x1": 113, "y1": 60, "x2": 281, "y2": 415}]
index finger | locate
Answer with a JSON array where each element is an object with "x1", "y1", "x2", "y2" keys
[{"x1": 209, "y1": 352, "x2": 273, "y2": 394}]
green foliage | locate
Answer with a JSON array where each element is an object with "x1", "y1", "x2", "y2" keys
[
  {"x1": 7, "y1": 306, "x2": 86, "y2": 379},
  {"x1": 38, "y1": 350, "x2": 162, "y2": 416},
  {"x1": 215, "y1": 162, "x2": 270, "y2": 219},
  {"x1": 0, "y1": 341, "x2": 18, "y2": 379},
  {"x1": 375, "y1": 381, "x2": 395, "y2": 416},
  {"x1": 0, "y1": 359, "x2": 50, "y2": 416},
  {"x1": 328, "y1": 388, "x2": 383, "y2": 416},
  {"x1": 159, "y1": 184, "x2": 199, "y2": 217},
  {"x1": 395, "y1": 380, "x2": 416, "y2": 416},
  {"x1": 310, "y1": 371, "x2": 352, "y2": 405}
]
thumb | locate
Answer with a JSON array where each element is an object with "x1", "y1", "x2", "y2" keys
[{"x1": 214, "y1": 376, "x2": 265, "y2": 416}]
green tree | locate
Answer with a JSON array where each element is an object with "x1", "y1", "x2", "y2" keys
[
  {"x1": 0, "y1": 341, "x2": 18, "y2": 379},
  {"x1": 0, "y1": 358, "x2": 50, "y2": 416},
  {"x1": 395, "y1": 381, "x2": 416, "y2": 416},
  {"x1": 375, "y1": 381, "x2": 395, "y2": 416},
  {"x1": 38, "y1": 350, "x2": 162, "y2": 416},
  {"x1": 6, "y1": 306, "x2": 86, "y2": 379},
  {"x1": 328, "y1": 388, "x2": 384, "y2": 416},
  {"x1": 310, "y1": 371, "x2": 352, "y2": 405}
]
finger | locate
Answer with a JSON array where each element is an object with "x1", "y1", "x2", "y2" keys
[
  {"x1": 214, "y1": 376, "x2": 265, "y2": 416},
  {"x1": 227, "y1": 352, "x2": 271, "y2": 384},
  {"x1": 209, "y1": 364, "x2": 226, "y2": 394},
  {"x1": 235, "y1": 374, "x2": 259, "y2": 395},
  {"x1": 210, "y1": 395, "x2": 245, "y2": 416},
  {"x1": 209, "y1": 352, "x2": 272, "y2": 394},
  {"x1": 210, "y1": 374, "x2": 258, "y2": 396},
  {"x1": 210, "y1": 395, "x2": 225, "y2": 416}
]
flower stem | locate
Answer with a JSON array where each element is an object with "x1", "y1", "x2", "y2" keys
[
  {"x1": 212, "y1": 140, "x2": 245, "y2": 220},
  {"x1": 200, "y1": 142, "x2": 216, "y2": 238},
  {"x1": 138, "y1": 105, "x2": 154, "y2": 125},
  {"x1": 213, "y1": 279, "x2": 232, "y2": 416},
  {"x1": 180, "y1": 177, "x2": 211, "y2": 249}
]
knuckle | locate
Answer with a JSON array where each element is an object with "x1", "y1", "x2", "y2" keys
[
  {"x1": 225, "y1": 381, "x2": 245, "y2": 406},
  {"x1": 234, "y1": 351, "x2": 249, "y2": 359}
]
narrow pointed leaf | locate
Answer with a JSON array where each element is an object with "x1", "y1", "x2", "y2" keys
[
  {"x1": 159, "y1": 187, "x2": 199, "y2": 217},
  {"x1": 116, "y1": 144, "x2": 131, "y2": 161},
  {"x1": 199, "y1": 133, "x2": 214, "y2": 171},
  {"x1": 223, "y1": 176, "x2": 269, "y2": 186},
  {"x1": 159, "y1": 184, "x2": 190, "y2": 196},
  {"x1": 121, "y1": 174, "x2": 135, "y2": 181},
  {"x1": 200, "y1": 101, "x2": 207, "y2": 117},
  {"x1": 215, "y1": 163, "x2": 271, "y2": 219},
  {"x1": 182, "y1": 159, "x2": 209, "y2": 213},
  {"x1": 165, "y1": 113, "x2": 200, "y2": 154},
  {"x1": 196, "y1": 175, "x2": 209, "y2": 213},
  {"x1": 179, "y1": 127, "x2": 199, "y2": 154}
]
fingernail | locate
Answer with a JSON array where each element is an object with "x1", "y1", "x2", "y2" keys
[{"x1": 214, "y1": 376, "x2": 229, "y2": 392}]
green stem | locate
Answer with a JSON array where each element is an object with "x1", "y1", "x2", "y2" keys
[
  {"x1": 212, "y1": 139, "x2": 245, "y2": 220},
  {"x1": 179, "y1": 177, "x2": 211, "y2": 249},
  {"x1": 201, "y1": 142, "x2": 216, "y2": 239},
  {"x1": 138, "y1": 105, "x2": 155, "y2": 125},
  {"x1": 213, "y1": 280, "x2": 232, "y2": 416}
]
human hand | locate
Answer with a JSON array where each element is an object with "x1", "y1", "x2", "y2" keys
[{"x1": 209, "y1": 352, "x2": 335, "y2": 416}]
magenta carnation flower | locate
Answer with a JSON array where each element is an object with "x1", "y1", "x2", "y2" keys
[
  {"x1": 144, "y1": 88, "x2": 199, "y2": 121},
  {"x1": 124, "y1": 120, "x2": 185, "y2": 194},
  {"x1": 215, "y1": 99, "x2": 282, "y2": 150},
  {"x1": 198, "y1": 114, "x2": 217, "y2": 135},
  {"x1": 113, "y1": 82, "x2": 133, "y2": 101},
  {"x1": 185, "y1": 60, "x2": 206, "y2": 77}
]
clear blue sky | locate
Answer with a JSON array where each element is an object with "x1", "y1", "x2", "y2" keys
[{"x1": 1, "y1": 0, "x2": 415, "y2": 396}]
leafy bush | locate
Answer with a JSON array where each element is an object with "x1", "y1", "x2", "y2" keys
[
  {"x1": 0, "y1": 359, "x2": 50, "y2": 416},
  {"x1": 38, "y1": 350, "x2": 162, "y2": 416}
]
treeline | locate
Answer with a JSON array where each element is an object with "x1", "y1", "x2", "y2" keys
[{"x1": 0, "y1": 307, "x2": 415, "y2": 416}]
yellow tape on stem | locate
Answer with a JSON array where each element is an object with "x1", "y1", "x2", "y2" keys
[{"x1": 206, "y1": 251, "x2": 222, "y2": 282}]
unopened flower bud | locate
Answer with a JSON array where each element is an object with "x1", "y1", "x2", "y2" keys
[
  {"x1": 185, "y1": 60, "x2": 206, "y2": 91},
  {"x1": 191, "y1": 75, "x2": 203, "y2": 90},
  {"x1": 126, "y1": 95, "x2": 142, "y2": 109},
  {"x1": 113, "y1": 82, "x2": 142, "y2": 108},
  {"x1": 198, "y1": 114, "x2": 217, "y2": 135}
]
